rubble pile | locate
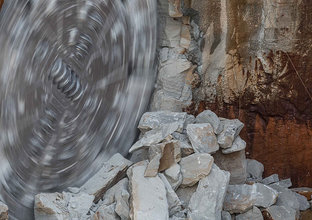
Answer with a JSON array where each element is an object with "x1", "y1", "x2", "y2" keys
[{"x1": 0, "y1": 110, "x2": 307, "y2": 220}]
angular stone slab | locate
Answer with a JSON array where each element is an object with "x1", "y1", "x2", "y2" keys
[
  {"x1": 222, "y1": 136, "x2": 246, "y2": 154},
  {"x1": 0, "y1": 201, "x2": 8, "y2": 220},
  {"x1": 138, "y1": 111, "x2": 187, "y2": 133},
  {"x1": 246, "y1": 159, "x2": 264, "y2": 182},
  {"x1": 213, "y1": 150, "x2": 247, "y2": 184},
  {"x1": 186, "y1": 123, "x2": 219, "y2": 154},
  {"x1": 188, "y1": 164, "x2": 230, "y2": 220},
  {"x1": 236, "y1": 206, "x2": 263, "y2": 220},
  {"x1": 270, "y1": 185, "x2": 300, "y2": 212},
  {"x1": 80, "y1": 153, "x2": 132, "y2": 202},
  {"x1": 262, "y1": 205, "x2": 296, "y2": 220},
  {"x1": 261, "y1": 174, "x2": 279, "y2": 185},
  {"x1": 129, "y1": 122, "x2": 180, "y2": 153},
  {"x1": 217, "y1": 119, "x2": 244, "y2": 149},
  {"x1": 195, "y1": 110, "x2": 222, "y2": 134},
  {"x1": 180, "y1": 153, "x2": 214, "y2": 187},
  {"x1": 127, "y1": 161, "x2": 169, "y2": 220},
  {"x1": 223, "y1": 183, "x2": 278, "y2": 213},
  {"x1": 292, "y1": 187, "x2": 312, "y2": 200},
  {"x1": 164, "y1": 163, "x2": 183, "y2": 191}
]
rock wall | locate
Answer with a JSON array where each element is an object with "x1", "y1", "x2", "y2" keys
[{"x1": 153, "y1": 0, "x2": 312, "y2": 187}]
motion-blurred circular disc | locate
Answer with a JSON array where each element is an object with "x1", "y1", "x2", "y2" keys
[{"x1": 0, "y1": 0, "x2": 156, "y2": 219}]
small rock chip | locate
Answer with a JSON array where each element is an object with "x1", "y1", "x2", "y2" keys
[
  {"x1": 262, "y1": 205, "x2": 296, "y2": 220},
  {"x1": 0, "y1": 201, "x2": 8, "y2": 220},
  {"x1": 261, "y1": 174, "x2": 279, "y2": 185},
  {"x1": 165, "y1": 163, "x2": 183, "y2": 190},
  {"x1": 127, "y1": 161, "x2": 169, "y2": 220},
  {"x1": 180, "y1": 153, "x2": 214, "y2": 187},
  {"x1": 159, "y1": 174, "x2": 183, "y2": 217},
  {"x1": 236, "y1": 206, "x2": 263, "y2": 220},
  {"x1": 246, "y1": 159, "x2": 264, "y2": 182},
  {"x1": 129, "y1": 122, "x2": 180, "y2": 153},
  {"x1": 195, "y1": 110, "x2": 222, "y2": 134},
  {"x1": 214, "y1": 150, "x2": 247, "y2": 184},
  {"x1": 291, "y1": 187, "x2": 312, "y2": 200},
  {"x1": 186, "y1": 123, "x2": 219, "y2": 154},
  {"x1": 92, "y1": 203, "x2": 119, "y2": 220},
  {"x1": 80, "y1": 153, "x2": 132, "y2": 202},
  {"x1": 221, "y1": 211, "x2": 231, "y2": 220},
  {"x1": 269, "y1": 178, "x2": 292, "y2": 188},
  {"x1": 217, "y1": 119, "x2": 244, "y2": 149},
  {"x1": 188, "y1": 164, "x2": 230, "y2": 220},
  {"x1": 223, "y1": 183, "x2": 278, "y2": 213},
  {"x1": 222, "y1": 136, "x2": 246, "y2": 154},
  {"x1": 145, "y1": 140, "x2": 181, "y2": 177},
  {"x1": 138, "y1": 111, "x2": 187, "y2": 133}
]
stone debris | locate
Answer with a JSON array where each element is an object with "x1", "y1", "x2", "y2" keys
[
  {"x1": 186, "y1": 123, "x2": 219, "y2": 154},
  {"x1": 129, "y1": 122, "x2": 180, "y2": 153},
  {"x1": 168, "y1": 0, "x2": 182, "y2": 18},
  {"x1": 246, "y1": 159, "x2": 264, "y2": 182},
  {"x1": 175, "y1": 184, "x2": 198, "y2": 208},
  {"x1": 179, "y1": 153, "x2": 214, "y2": 187},
  {"x1": 214, "y1": 150, "x2": 247, "y2": 184},
  {"x1": 92, "y1": 203, "x2": 119, "y2": 220},
  {"x1": 34, "y1": 192, "x2": 94, "y2": 220},
  {"x1": 223, "y1": 183, "x2": 278, "y2": 213},
  {"x1": 294, "y1": 192, "x2": 310, "y2": 211},
  {"x1": 222, "y1": 136, "x2": 246, "y2": 154},
  {"x1": 127, "y1": 161, "x2": 169, "y2": 220},
  {"x1": 171, "y1": 133, "x2": 194, "y2": 157},
  {"x1": 188, "y1": 164, "x2": 230, "y2": 220},
  {"x1": 261, "y1": 174, "x2": 279, "y2": 185},
  {"x1": 269, "y1": 185, "x2": 300, "y2": 213},
  {"x1": 159, "y1": 174, "x2": 183, "y2": 217},
  {"x1": 138, "y1": 111, "x2": 187, "y2": 133},
  {"x1": 262, "y1": 205, "x2": 297, "y2": 220},
  {"x1": 80, "y1": 153, "x2": 132, "y2": 202},
  {"x1": 195, "y1": 110, "x2": 223, "y2": 134},
  {"x1": 0, "y1": 201, "x2": 8, "y2": 220},
  {"x1": 269, "y1": 178, "x2": 292, "y2": 188},
  {"x1": 292, "y1": 187, "x2": 312, "y2": 200},
  {"x1": 221, "y1": 211, "x2": 232, "y2": 220},
  {"x1": 235, "y1": 206, "x2": 263, "y2": 220},
  {"x1": 217, "y1": 119, "x2": 244, "y2": 149},
  {"x1": 164, "y1": 163, "x2": 183, "y2": 190}
]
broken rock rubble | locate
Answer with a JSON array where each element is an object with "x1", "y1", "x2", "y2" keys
[{"x1": 31, "y1": 110, "x2": 310, "y2": 220}]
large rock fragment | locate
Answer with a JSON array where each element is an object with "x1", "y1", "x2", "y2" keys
[
  {"x1": 129, "y1": 122, "x2": 180, "y2": 152},
  {"x1": 127, "y1": 161, "x2": 169, "y2": 220},
  {"x1": 213, "y1": 150, "x2": 247, "y2": 184},
  {"x1": 261, "y1": 174, "x2": 279, "y2": 185},
  {"x1": 168, "y1": 0, "x2": 182, "y2": 17},
  {"x1": 65, "y1": 192, "x2": 94, "y2": 219},
  {"x1": 195, "y1": 110, "x2": 222, "y2": 134},
  {"x1": 294, "y1": 193, "x2": 310, "y2": 211},
  {"x1": 292, "y1": 187, "x2": 312, "y2": 200},
  {"x1": 186, "y1": 123, "x2": 219, "y2": 154},
  {"x1": 222, "y1": 136, "x2": 246, "y2": 154},
  {"x1": 159, "y1": 174, "x2": 183, "y2": 217},
  {"x1": 145, "y1": 140, "x2": 181, "y2": 177},
  {"x1": 236, "y1": 206, "x2": 263, "y2": 220},
  {"x1": 138, "y1": 111, "x2": 187, "y2": 133},
  {"x1": 164, "y1": 163, "x2": 183, "y2": 190},
  {"x1": 217, "y1": 119, "x2": 244, "y2": 149},
  {"x1": 270, "y1": 185, "x2": 300, "y2": 212},
  {"x1": 176, "y1": 184, "x2": 198, "y2": 208},
  {"x1": 188, "y1": 164, "x2": 230, "y2": 220},
  {"x1": 171, "y1": 133, "x2": 194, "y2": 157},
  {"x1": 262, "y1": 205, "x2": 296, "y2": 220},
  {"x1": 270, "y1": 178, "x2": 292, "y2": 188},
  {"x1": 246, "y1": 159, "x2": 264, "y2": 182},
  {"x1": 0, "y1": 201, "x2": 8, "y2": 220},
  {"x1": 223, "y1": 183, "x2": 278, "y2": 213},
  {"x1": 80, "y1": 154, "x2": 132, "y2": 202},
  {"x1": 180, "y1": 153, "x2": 214, "y2": 187}
]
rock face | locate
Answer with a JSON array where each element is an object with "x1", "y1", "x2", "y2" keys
[
  {"x1": 152, "y1": 0, "x2": 312, "y2": 187},
  {"x1": 0, "y1": 201, "x2": 8, "y2": 220},
  {"x1": 179, "y1": 153, "x2": 214, "y2": 187},
  {"x1": 188, "y1": 164, "x2": 230, "y2": 220},
  {"x1": 223, "y1": 183, "x2": 278, "y2": 213},
  {"x1": 186, "y1": 123, "x2": 219, "y2": 154},
  {"x1": 127, "y1": 161, "x2": 169, "y2": 220}
]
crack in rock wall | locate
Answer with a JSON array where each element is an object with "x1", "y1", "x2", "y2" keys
[{"x1": 153, "y1": 0, "x2": 312, "y2": 187}]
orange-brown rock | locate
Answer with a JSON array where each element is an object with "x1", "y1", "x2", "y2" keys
[{"x1": 300, "y1": 210, "x2": 312, "y2": 220}]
